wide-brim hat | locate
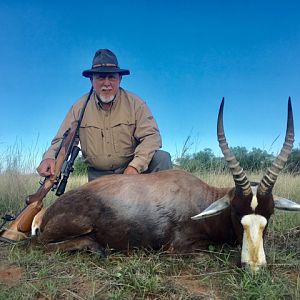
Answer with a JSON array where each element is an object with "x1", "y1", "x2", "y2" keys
[{"x1": 82, "y1": 49, "x2": 130, "y2": 78}]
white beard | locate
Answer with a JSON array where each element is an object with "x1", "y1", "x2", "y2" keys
[{"x1": 99, "y1": 94, "x2": 115, "y2": 103}]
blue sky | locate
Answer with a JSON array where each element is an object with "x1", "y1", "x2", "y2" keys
[{"x1": 0, "y1": 0, "x2": 299, "y2": 165}]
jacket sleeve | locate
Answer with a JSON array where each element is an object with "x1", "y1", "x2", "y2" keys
[
  {"x1": 128, "y1": 102, "x2": 162, "y2": 173},
  {"x1": 42, "y1": 105, "x2": 78, "y2": 160}
]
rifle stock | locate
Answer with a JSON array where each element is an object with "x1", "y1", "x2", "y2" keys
[
  {"x1": 0, "y1": 87, "x2": 93, "y2": 243},
  {"x1": 0, "y1": 202, "x2": 43, "y2": 241},
  {"x1": 0, "y1": 122, "x2": 78, "y2": 242}
]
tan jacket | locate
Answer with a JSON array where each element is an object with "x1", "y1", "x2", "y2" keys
[{"x1": 43, "y1": 88, "x2": 162, "y2": 173}]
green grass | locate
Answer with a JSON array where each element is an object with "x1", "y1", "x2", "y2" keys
[{"x1": 0, "y1": 169, "x2": 299, "y2": 299}]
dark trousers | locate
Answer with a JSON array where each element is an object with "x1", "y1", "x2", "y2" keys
[{"x1": 87, "y1": 150, "x2": 172, "y2": 181}]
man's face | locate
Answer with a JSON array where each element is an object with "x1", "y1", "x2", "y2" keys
[{"x1": 92, "y1": 72, "x2": 121, "y2": 103}]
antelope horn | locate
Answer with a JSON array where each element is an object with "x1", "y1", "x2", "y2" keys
[
  {"x1": 217, "y1": 98, "x2": 252, "y2": 195},
  {"x1": 258, "y1": 98, "x2": 294, "y2": 195}
]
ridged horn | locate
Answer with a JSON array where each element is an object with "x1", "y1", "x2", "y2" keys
[
  {"x1": 258, "y1": 98, "x2": 294, "y2": 195},
  {"x1": 217, "y1": 98, "x2": 252, "y2": 195}
]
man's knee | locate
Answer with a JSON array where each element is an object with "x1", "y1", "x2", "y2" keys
[
  {"x1": 147, "y1": 150, "x2": 172, "y2": 173},
  {"x1": 87, "y1": 167, "x2": 114, "y2": 181}
]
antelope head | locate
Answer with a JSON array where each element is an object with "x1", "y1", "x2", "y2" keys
[{"x1": 192, "y1": 98, "x2": 300, "y2": 272}]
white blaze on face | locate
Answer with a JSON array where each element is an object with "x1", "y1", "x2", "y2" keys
[
  {"x1": 241, "y1": 214, "x2": 267, "y2": 272},
  {"x1": 250, "y1": 185, "x2": 258, "y2": 211}
]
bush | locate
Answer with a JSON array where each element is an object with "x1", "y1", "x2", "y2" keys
[
  {"x1": 176, "y1": 148, "x2": 226, "y2": 173},
  {"x1": 73, "y1": 156, "x2": 87, "y2": 175},
  {"x1": 285, "y1": 148, "x2": 300, "y2": 174},
  {"x1": 176, "y1": 146, "x2": 300, "y2": 174},
  {"x1": 231, "y1": 147, "x2": 273, "y2": 172}
]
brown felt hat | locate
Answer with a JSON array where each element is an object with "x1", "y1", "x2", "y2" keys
[{"x1": 82, "y1": 49, "x2": 130, "y2": 78}]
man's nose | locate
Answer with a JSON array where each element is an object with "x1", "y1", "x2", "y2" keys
[{"x1": 103, "y1": 77, "x2": 110, "y2": 85}]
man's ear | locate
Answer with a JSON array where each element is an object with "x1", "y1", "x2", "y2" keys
[{"x1": 119, "y1": 75, "x2": 122, "y2": 83}]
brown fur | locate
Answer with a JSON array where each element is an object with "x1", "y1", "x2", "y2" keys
[{"x1": 36, "y1": 169, "x2": 237, "y2": 252}]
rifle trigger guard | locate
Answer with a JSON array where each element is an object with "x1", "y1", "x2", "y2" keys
[
  {"x1": 0, "y1": 214, "x2": 16, "y2": 230},
  {"x1": 2, "y1": 214, "x2": 16, "y2": 221}
]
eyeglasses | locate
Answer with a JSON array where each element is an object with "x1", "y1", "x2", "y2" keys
[{"x1": 93, "y1": 73, "x2": 120, "y2": 82}]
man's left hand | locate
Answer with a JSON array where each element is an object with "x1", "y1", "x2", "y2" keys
[{"x1": 123, "y1": 166, "x2": 139, "y2": 175}]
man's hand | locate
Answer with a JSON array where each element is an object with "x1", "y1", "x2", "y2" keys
[
  {"x1": 36, "y1": 158, "x2": 55, "y2": 177},
  {"x1": 123, "y1": 166, "x2": 139, "y2": 175}
]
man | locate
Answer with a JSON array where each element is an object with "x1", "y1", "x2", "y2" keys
[{"x1": 37, "y1": 49, "x2": 172, "y2": 181}]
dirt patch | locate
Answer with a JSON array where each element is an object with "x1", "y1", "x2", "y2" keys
[
  {"x1": 175, "y1": 277, "x2": 221, "y2": 299},
  {"x1": 287, "y1": 271, "x2": 300, "y2": 282},
  {"x1": 61, "y1": 277, "x2": 106, "y2": 299},
  {"x1": 0, "y1": 264, "x2": 24, "y2": 287}
]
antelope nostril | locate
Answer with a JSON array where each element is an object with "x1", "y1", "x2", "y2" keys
[
  {"x1": 240, "y1": 261, "x2": 255, "y2": 270},
  {"x1": 240, "y1": 262, "x2": 247, "y2": 269}
]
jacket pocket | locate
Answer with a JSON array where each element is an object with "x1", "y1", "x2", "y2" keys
[
  {"x1": 111, "y1": 120, "x2": 136, "y2": 156},
  {"x1": 79, "y1": 122, "x2": 104, "y2": 158}
]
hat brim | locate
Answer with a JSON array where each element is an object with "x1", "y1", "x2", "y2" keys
[{"x1": 82, "y1": 66, "x2": 130, "y2": 78}]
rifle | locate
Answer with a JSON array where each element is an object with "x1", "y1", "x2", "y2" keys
[{"x1": 0, "y1": 87, "x2": 93, "y2": 242}]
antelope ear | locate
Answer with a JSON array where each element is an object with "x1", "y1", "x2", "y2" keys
[
  {"x1": 274, "y1": 196, "x2": 300, "y2": 211},
  {"x1": 191, "y1": 194, "x2": 231, "y2": 220}
]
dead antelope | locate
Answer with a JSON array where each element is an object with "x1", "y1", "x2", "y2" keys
[{"x1": 32, "y1": 98, "x2": 300, "y2": 272}]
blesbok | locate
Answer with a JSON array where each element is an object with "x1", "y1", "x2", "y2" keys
[{"x1": 32, "y1": 98, "x2": 300, "y2": 272}]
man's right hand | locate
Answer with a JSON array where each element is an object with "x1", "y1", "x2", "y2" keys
[{"x1": 36, "y1": 158, "x2": 55, "y2": 177}]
